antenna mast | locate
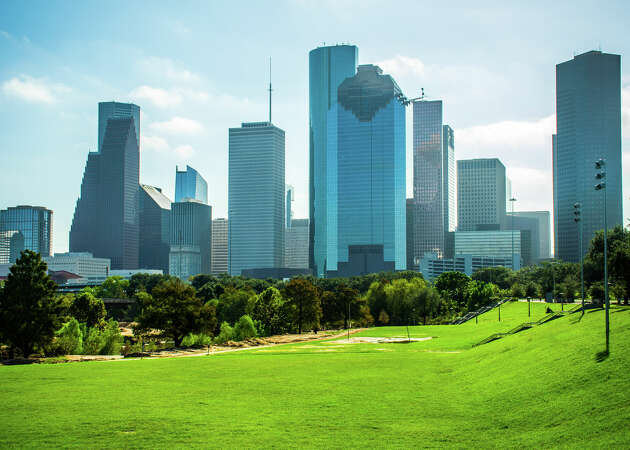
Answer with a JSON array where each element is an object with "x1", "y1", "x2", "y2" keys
[{"x1": 268, "y1": 56, "x2": 272, "y2": 123}]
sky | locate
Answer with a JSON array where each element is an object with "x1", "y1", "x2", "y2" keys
[{"x1": 0, "y1": 0, "x2": 628, "y2": 255}]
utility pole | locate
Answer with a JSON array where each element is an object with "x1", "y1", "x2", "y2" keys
[
  {"x1": 573, "y1": 202, "x2": 585, "y2": 314},
  {"x1": 595, "y1": 159, "x2": 609, "y2": 353}
]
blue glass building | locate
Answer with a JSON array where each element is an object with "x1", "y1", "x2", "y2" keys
[
  {"x1": 0, "y1": 206, "x2": 53, "y2": 262},
  {"x1": 309, "y1": 44, "x2": 358, "y2": 277},
  {"x1": 323, "y1": 64, "x2": 406, "y2": 277},
  {"x1": 553, "y1": 50, "x2": 623, "y2": 262},
  {"x1": 98, "y1": 102, "x2": 140, "y2": 152},
  {"x1": 139, "y1": 185, "x2": 171, "y2": 273},
  {"x1": 228, "y1": 122, "x2": 285, "y2": 276},
  {"x1": 169, "y1": 199, "x2": 212, "y2": 279},
  {"x1": 175, "y1": 165, "x2": 208, "y2": 204}
]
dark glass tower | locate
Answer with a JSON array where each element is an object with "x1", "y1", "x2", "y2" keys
[
  {"x1": 98, "y1": 102, "x2": 140, "y2": 152},
  {"x1": 309, "y1": 44, "x2": 358, "y2": 277},
  {"x1": 139, "y1": 185, "x2": 171, "y2": 273},
  {"x1": 70, "y1": 113, "x2": 140, "y2": 270},
  {"x1": 169, "y1": 200, "x2": 212, "y2": 279},
  {"x1": 323, "y1": 64, "x2": 406, "y2": 277},
  {"x1": 553, "y1": 50, "x2": 622, "y2": 262},
  {"x1": 0, "y1": 206, "x2": 52, "y2": 262}
]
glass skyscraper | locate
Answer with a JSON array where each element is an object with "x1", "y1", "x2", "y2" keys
[
  {"x1": 139, "y1": 185, "x2": 171, "y2": 273},
  {"x1": 98, "y1": 102, "x2": 140, "y2": 152},
  {"x1": 0, "y1": 206, "x2": 52, "y2": 262},
  {"x1": 322, "y1": 64, "x2": 406, "y2": 277},
  {"x1": 211, "y1": 218, "x2": 228, "y2": 275},
  {"x1": 228, "y1": 122, "x2": 285, "y2": 276},
  {"x1": 169, "y1": 200, "x2": 212, "y2": 280},
  {"x1": 553, "y1": 50, "x2": 622, "y2": 262},
  {"x1": 175, "y1": 165, "x2": 208, "y2": 204},
  {"x1": 309, "y1": 44, "x2": 358, "y2": 277},
  {"x1": 411, "y1": 100, "x2": 455, "y2": 261},
  {"x1": 70, "y1": 105, "x2": 140, "y2": 270}
]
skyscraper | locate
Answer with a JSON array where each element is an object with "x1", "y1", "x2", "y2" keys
[
  {"x1": 457, "y1": 158, "x2": 507, "y2": 232},
  {"x1": 309, "y1": 44, "x2": 358, "y2": 277},
  {"x1": 0, "y1": 206, "x2": 52, "y2": 262},
  {"x1": 411, "y1": 100, "x2": 455, "y2": 261},
  {"x1": 320, "y1": 64, "x2": 406, "y2": 277},
  {"x1": 139, "y1": 185, "x2": 171, "y2": 273},
  {"x1": 228, "y1": 122, "x2": 285, "y2": 275},
  {"x1": 507, "y1": 211, "x2": 551, "y2": 262},
  {"x1": 285, "y1": 218, "x2": 309, "y2": 269},
  {"x1": 285, "y1": 185, "x2": 294, "y2": 228},
  {"x1": 98, "y1": 102, "x2": 140, "y2": 152},
  {"x1": 175, "y1": 165, "x2": 208, "y2": 204},
  {"x1": 211, "y1": 218, "x2": 228, "y2": 275},
  {"x1": 406, "y1": 198, "x2": 416, "y2": 270},
  {"x1": 70, "y1": 108, "x2": 140, "y2": 270},
  {"x1": 553, "y1": 50, "x2": 622, "y2": 262},
  {"x1": 169, "y1": 199, "x2": 211, "y2": 279}
]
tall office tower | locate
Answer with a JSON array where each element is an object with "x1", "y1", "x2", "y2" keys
[
  {"x1": 320, "y1": 64, "x2": 406, "y2": 277},
  {"x1": 0, "y1": 206, "x2": 52, "y2": 262},
  {"x1": 228, "y1": 122, "x2": 285, "y2": 276},
  {"x1": 406, "y1": 199, "x2": 416, "y2": 270},
  {"x1": 285, "y1": 218, "x2": 309, "y2": 269},
  {"x1": 309, "y1": 44, "x2": 358, "y2": 277},
  {"x1": 211, "y1": 218, "x2": 228, "y2": 275},
  {"x1": 412, "y1": 100, "x2": 455, "y2": 261},
  {"x1": 0, "y1": 231, "x2": 23, "y2": 264},
  {"x1": 457, "y1": 158, "x2": 507, "y2": 232},
  {"x1": 98, "y1": 102, "x2": 140, "y2": 152},
  {"x1": 506, "y1": 176, "x2": 513, "y2": 211},
  {"x1": 175, "y1": 165, "x2": 208, "y2": 204},
  {"x1": 507, "y1": 211, "x2": 551, "y2": 262},
  {"x1": 553, "y1": 50, "x2": 622, "y2": 262},
  {"x1": 285, "y1": 185, "x2": 294, "y2": 228},
  {"x1": 139, "y1": 185, "x2": 171, "y2": 273},
  {"x1": 169, "y1": 200, "x2": 211, "y2": 279},
  {"x1": 70, "y1": 113, "x2": 140, "y2": 269}
]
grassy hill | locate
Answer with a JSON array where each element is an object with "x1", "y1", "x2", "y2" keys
[{"x1": 1, "y1": 302, "x2": 629, "y2": 448}]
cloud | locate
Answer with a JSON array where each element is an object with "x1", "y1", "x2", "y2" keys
[
  {"x1": 376, "y1": 55, "x2": 425, "y2": 77},
  {"x1": 141, "y1": 135, "x2": 169, "y2": 153},
  {"x1": 150, "y1": 116, "x2": 204, "y2": 135},
  {"x1": 0, "y1": 30, "x2": 9, "y2": 39},
  {"x1": 174, "y1": 144, "x2": 194, "y2": 158},
  {"x1": 1, "y1": 75, "x2": 71, "y2": 104},
  {"x1": 131, "y1": 85, "x2": 182, "y2": 108},
  {"x1": 140, "y1": 57, "x2": 200, "y2": 83}
]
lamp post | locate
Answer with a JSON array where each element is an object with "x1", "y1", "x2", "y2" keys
[
  {"x1": 509, "y1": 197, "x2": 517, "y2": 270},
  {"x1": 573, "y1": 202, "x2": 585, "y2": 314},
  {"x1": 594, "y1": 158, "x2": 609, "y2": 353}
]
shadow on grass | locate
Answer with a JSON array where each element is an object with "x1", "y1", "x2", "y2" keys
[{"x1": 595, "y1": 350, "x2": 609, "y2": 363}]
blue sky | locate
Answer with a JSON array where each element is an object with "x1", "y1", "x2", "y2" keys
[{"x1": 1, "y1": 0, "x2": 628, "y2": 254}]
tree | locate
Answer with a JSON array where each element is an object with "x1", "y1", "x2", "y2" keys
[
  {"x1": 234, "y1": 315, "x2": 257, "y2": 340},
  {"x1": 70, "y1": 291, "x2": 106, "y2": 328},
  {"x1": 217, "y1": 287, "x2": 256, "y2": 326},
  {"x1": 466, "y1": 280, "x2": 497, "y2": 311},
  {"x1": 585, "y1": 226, "x2": 630, "y2": 304},
  {"x1": 251, "y1": 287, "x2": 287, "y2": 336},
  {"x1": 135, "y1": 278, "x2": 216, "y2": 347},
  {"x1": 126, "y1": 273, "x2": 175, "y2": 297},
  {"x1": 97, "y1": 276, "x2": 129, "y2": 299},
  {"x1": 378, "y1": 309, "x2": 390, "y2": 325},
  {"x1": 510, "y1": 283, "x2": 526, "y2": 299},
  {"x1": 471, "y1": 266, "x2": 514, "y2": 290},
  {"x1": 414, "y1": 286, "x2": 443, "y2": 325},
  {"x1": 434, "y1": 272, "x2": 471, "y2": 309},
  {"x1": 365, "y1": 281, "x2": 388, "y2": 325},
  {"x1": 524, "y1": 282, "x2": 541, "y2": 299},
  {"x1": 283, "y1": 278, "x2": 321, "y2": 334},
  {"x1": 0, "y1": 250, "x2": 63, "y2": 357}
]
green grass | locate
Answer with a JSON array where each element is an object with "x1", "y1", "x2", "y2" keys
[{"x1": 1, "y1": 302, "x2": 629, "y2": 448}]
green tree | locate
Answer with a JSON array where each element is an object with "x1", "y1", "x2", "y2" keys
[
  {"x1": 434, "y1": 271, "x2": 471, "y2": 309},
  {"x1": 234, "y1": 314, "x2": 257, "y2": 340},
  {"x1": 135, "y1": 278, "x2": 217, "y2": 347},
  {"x1": 251, "y1": 287, "x2": 287, "y2": 336},
  {"x1": 70, "y1": 291, "x2": 106, "y2": 328},
  {"x1": 466, "y1": 280, "x2": 497, "y2": 311},
  {"x1": 585, "y1": 225, "x2": 630, "y2": 304},
  {"x1": 510, "y1": 283, "x2": 526, "y2": 299},
  {"x1": 0, "y1": 250, "x2": 63, "y2": 357},
  {"x1": 217, "y1": 287, "x2": 256, "y2": 326},
  {"x1": 471, "y1": 266, "x2": 514, "y2": 290},
  {"x1": 55, "y1": 318, "x2": 83, "y2": 355},
  {"x1": 414, "y1": 286, "x2": 443, "y2": 325},
  {"x1": 524, "y1": 282, "x2": 541, "y2": 299},
  {"x1": 365, "y1": 281, "x2": 388, "y2": 324},
  {"x1": 97, "y1": 276, "x2": 129, "y2": 298},
  {"x1": 283, "y1": 278, "x2": 321, "y2": 334}
]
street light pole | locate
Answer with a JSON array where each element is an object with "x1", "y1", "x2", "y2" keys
[
  {"x1": 573, "y1": 202, "x2": 585, "y2": 314},
  {"x1": 595, "y1": 159, "x2": 609, "y2": 353}
]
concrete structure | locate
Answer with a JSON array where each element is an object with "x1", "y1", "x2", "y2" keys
[
  {"x1": 170, "y1": 199, "x2": 212, "y2": 280},
  {"x1": 457, "y1": 158, "x2": 507, "y2": 231},
  {"x1": 211, "y1": 218, "x2": 228, "y2": 275},
  {"x1": 454, "y1": 230, "x2": 522, "y2": 269},
  {"x1": 139, "y1": 185, "x2": 171, "y2": 274},
  {"x1": 309, "y1": 44, "x2": 359, "y2": 277},
  {"x1": 419, "y1": 252, "x2": 519, "y2": 281},
  {"x1": 285, "y1": 218, "x2": 309, "y2": 269},
  {"x1": 553, "y1": 50, "x2": 623, "y2": 262},
  {"x1": 43, "y1": 252, "x2": 110, "y2": 282},
  {"x1": 175, "y1": 165, "x2": 208, "y2": 204},
  {"x1": 70, "y1": 105, "x2": 140, "y2": 270},
  {"x1": 0, "y1": 205, "x2": 53, "y2": 262},
  {"x1": 228, "y1": 122, "x2": 285, "y2": 276}
]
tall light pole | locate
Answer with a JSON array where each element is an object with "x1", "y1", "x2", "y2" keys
[
  {"x1": 594, "y1": 158, "x2": 609, "y2": 353},
  {"x1": 509, "y1": 197, "x2": 517, "y2": 270},
  {"x1": 573, "y1": 202, "x2": 585, "y2": 313}
]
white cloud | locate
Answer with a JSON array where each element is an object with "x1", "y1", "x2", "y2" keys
[
  {"x1": 150, "y1": 116, "x2": 204, "y2": 135},
  {"x1": 141, "y1": 135, "x2": 169, "y2": 153},
  {"x1": 174, "y1": 144, "x2": 194, "y2": 158},
  {"x1": 140, "y1": 57, "x2": 200, "y2": 83},
  {"x1": 1, "y1": 75, "x2": 71, "y2": 104},
  {"x1": 0, "y1": 30, "x2": 9, "y2": 39},
  {"x1": 130, "y1": 85, "x2": 182, "y2": 108},
  {"x1": 376, "y1": 55, "x2": 425, "y2": 78}
]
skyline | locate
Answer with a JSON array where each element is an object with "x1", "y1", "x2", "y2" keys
[{"x1": 1, "y1": 1, "x2": 629, "y2": 254}]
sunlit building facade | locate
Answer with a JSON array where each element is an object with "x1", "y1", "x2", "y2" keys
[
  {"x1": 0, "y1": 205, "x2": 53, "y2": 261},
  {"x1": 175, "y1": 165, "x2": 208, "y2": 204}
]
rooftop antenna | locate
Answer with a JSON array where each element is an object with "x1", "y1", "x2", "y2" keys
[{"x1": 268, "y1": 56, "x2": 272, "y2": 123}]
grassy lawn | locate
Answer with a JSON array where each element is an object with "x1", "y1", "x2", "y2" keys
[{"x1": 1, "y1": 302, "x2": 629, "y2": 448}]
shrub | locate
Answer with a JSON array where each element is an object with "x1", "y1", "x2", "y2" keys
[
  {"x1": 182, "y1": 333, "x2": 213, "y2": 347},
  {"x1": 82, "y1": 327, "x2": 104, "y2": 355},
  {"x1": 55, "y1": 318, "x2": 83, "y2": 355},
  {"x1": 234, "y1": 315, "x2": 257, "y2": 341},
  {"x1": 214, "y1": 322, "x2": 234, "y2": 345},
  {"x1": 100, "y1": 320, "x2": 124, "y2": 355}
]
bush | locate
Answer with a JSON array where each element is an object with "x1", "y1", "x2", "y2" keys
[
  {"x1": 214, "y1": 322, "x2": 234, "y2": 345},
  {"x1": 100, "y1": 320, "x2": 123, "y2": 355},
  {"x1": 182, "y1": 333, "x2": 213, "y2": 347},
  {"x1": 55, "y1": 318, "x2": 83, "y2": 355},
  {"x1": 234, "y1": 315, "x2": 257, "y2": 341}
]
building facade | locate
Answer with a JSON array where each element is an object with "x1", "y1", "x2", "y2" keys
[
  {"x1": 419, "y1": 253, "x2": 518, "y2": 281},
  {"x1": 228, "y1": 122, "x2": 285, "y2": 276},
  {"x1": 406, "y1": 198, "x2": 416, "y2": 270},
  {"x1": 286, "y1": 185, "x2": 294, "y2": 229},
  {"x1": 211, "y1": 218, "x2": 228, "y2": 275},
  {"x1": 454, "y1": 230, "x2": 521, "y2": 269},
  {"x1": 285, "y1": 218, "x2": 309, "y2": 269},
  {"x1": 175, "y1": 165, "x2": 208, "y2": 204},
  {"x1": 0, "y1": 206, "x2": 53, "y2": 261},
  {"x1": 43, "y1": 252, "x2": 110, "y2": 282},
  {"x1": 70, "y1": 104, "x2": 140, "y2": 270},
  {"x1": 98, "y1": 102, "x2": 140, "y2": 152},
  {"x1": 309, "y1": 44, "x2": 358, "y2": 277},
  {"x1": 553, "y1": 50, "x2": 623, "y2": 262},
  {"x1": 510, "y1": 211, "x2": 551, "y2": 260},
  {"x1": 169, "y1": 200, "x2": 212, "y2": 280},
  {"x1": 457, "y1": 158, "x2": 507, "y2": 231},
  {"x1": 139, "y1": 185, "x2": 171, "y2": 273}
]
